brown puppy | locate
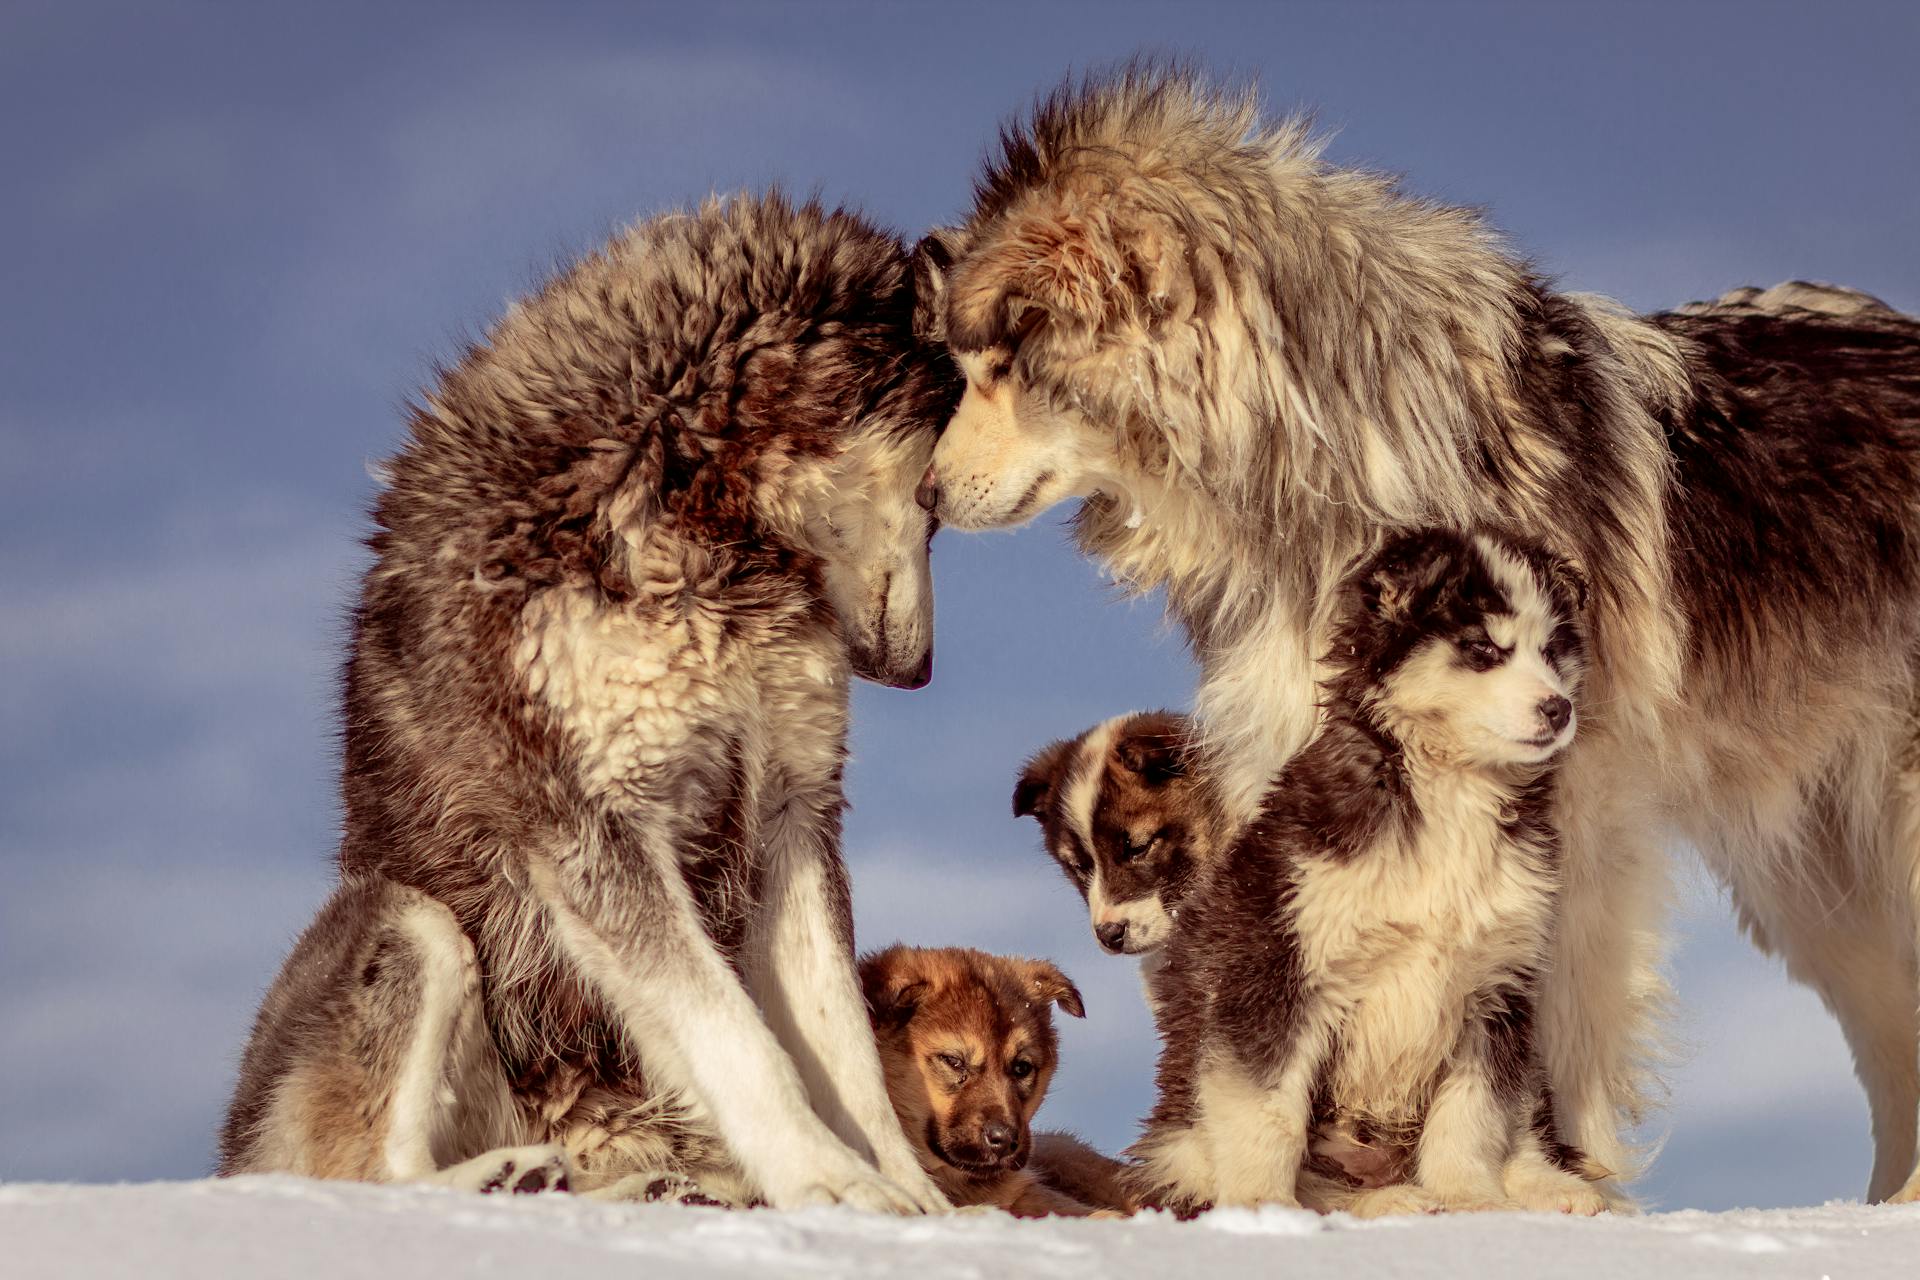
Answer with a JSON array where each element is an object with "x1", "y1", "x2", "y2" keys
[
  {"x1": 860, "y1": 945, "x2": 1124, "y2": 1216},
  {"x1": 1016, "y1": 712, "x2": 1224, "y2": 970}
]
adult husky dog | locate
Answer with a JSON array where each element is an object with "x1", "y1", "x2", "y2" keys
[
  {"x1": 219, "y1": 193, "x2": 959, "y2": 1211},
  {"x1": 913, "y1": 67, "x2": 1920, "y2": 1203}
]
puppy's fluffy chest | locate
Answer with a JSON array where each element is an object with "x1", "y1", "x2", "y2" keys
[{"x1": 1294, "y1": 777, "x2": 1555, "y2": 1114}]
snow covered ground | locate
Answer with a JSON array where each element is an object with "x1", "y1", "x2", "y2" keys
[{"x1": 7, "y1": 1178, "x2": 1918, "y2": 1280}]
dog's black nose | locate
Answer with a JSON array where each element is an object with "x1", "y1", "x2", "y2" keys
[
  {"x1": 915, "y1": 467, "x2": 939, "y2": 513},
  {"x1": 1095, "y1": 921, "x2": 1128, "y2": 953},
  {"x1": 1539, "y1": 695, "x2": 1572, "y2": 734},
  {"x1": 982, "y1": 1122, "x2": 1015, "y2": 1154}
]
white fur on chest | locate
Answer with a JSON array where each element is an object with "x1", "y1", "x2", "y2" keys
[
  {"x1": 1292, "y1": 780, "x2": 1555, "y2": 1118},
  {"x1": 513, "y1": 585, "x2": 848, "y2": 828}
]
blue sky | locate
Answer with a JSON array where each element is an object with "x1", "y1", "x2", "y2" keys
[{"x1": 2, "y1": 1, "x2": 1916, "y2": 1210}]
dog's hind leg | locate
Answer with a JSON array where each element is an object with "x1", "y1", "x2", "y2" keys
[
  {"x1": 1726, "y1": 781, "x2": 1920, "y2": 1204},
  {"x1": 221, "y1": 878, "x2": 550, "y2": 1188},
  {"x1": 744, "y1": 808, "x2": 948, "y2": 1213}
]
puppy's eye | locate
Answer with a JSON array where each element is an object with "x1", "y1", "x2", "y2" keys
[
  {"x1": 936, "y1": 1053, "x2": 967, "y2": 1074},
  {"x1": 1009, "y1": 1059, "x2": 1034, "y2": 1079},
  {"x1": 1542, "y1": 626, "x2": 1578, "y2": 665},
  {"x1": 1459, "y1": 637, "x2": 1505, "y2": 669},
  {"x1": 1117, "y1": 832, "x2": 1163, "y2": 865}
]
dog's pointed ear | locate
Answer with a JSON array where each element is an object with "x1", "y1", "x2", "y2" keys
[
  {"x1": 911, "y1": 228, "x2": 964, "y2": 344},
  {"x1": 1359, "y1": 532, "x2": 1468, "y2": 623},
  {"x1": 1014, "y1": 737, "x2": 1076, "y2": 819},
  {"x1": 1025, "y1": 961, "x2": 1085, "y2": 1019},
  {"x1": 860, "y1": 948, "x2": 929, "y2": 1029},
  {"x1": 1115, "y1": 712, "x2": 1190, "y2": 786}
]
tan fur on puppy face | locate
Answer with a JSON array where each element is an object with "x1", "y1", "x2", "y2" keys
[
  {"x1": 1016, "y1": 711, "x2": 1223, "y2": 957},
  {"x1": 859, "y1": 946, "x2": 1096, "y2": 1214}
]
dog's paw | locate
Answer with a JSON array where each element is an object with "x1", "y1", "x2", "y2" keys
[
  {"x1": 432, "y1": 1144, "x2": 573, "y2": 1195},
  {"x1": 1343, "y1": 1183, "x2": 1446, "y2": 1218},
  {"x1": 768, "y1": 1153, "x2": 928, "y2": 1214},
  {"x1": 1504, "y1": 1164, "x2": 1612, "y2": 1216},
  {"x1": 873, "y1": 1152, "x2": 951, "y2": 1214},
  {"x1": 1884, "y1": 1170, "x2": 1920, "y2": 1205}
]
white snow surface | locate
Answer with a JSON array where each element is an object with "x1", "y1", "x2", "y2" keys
[{"x1": 6, "y1": 1179, "x2": 1919, "y2": 1279}]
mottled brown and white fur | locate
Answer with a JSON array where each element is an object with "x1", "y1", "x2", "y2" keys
[
  {"x1": 915, "y1": 65, "x2": 1920, "y2": 1202},
  {"x1": 219, "y1": 193, "x2": 961, "y2": 1211},
  {"x1": 1014, "y1": 711, "x2": 1223, "y2": 1006},
  {"x1": 1131, "y1": 530, "x2": 1604, "y2": 1218}
]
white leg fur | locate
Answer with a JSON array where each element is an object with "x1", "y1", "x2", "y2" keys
[
  {"x1": 527, "y1": 851, "x2": 920, "y2": 1213},
  {"x1": 1540, "y1": 741, "x2": 1669, "y2": 1197},
  {"x1": 1502, "y1": 1130, "x2": 1608, "y2": 1215},
  {"x1": 1416, "y1": 1059, "x2": 1515, "y2": 1210},
  {"x1": 745, "y1": 822, "x2": 948, "y2": 1212},
  {"x1": 382, "y1": 898, "x2": 524, "y2": 1184},
  {"x1": 1198, "y1": 1050, "x2": 1322, "y2": 1208}
]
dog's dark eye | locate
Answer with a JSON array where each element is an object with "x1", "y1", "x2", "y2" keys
[
  {"x1": 1117, "y1": 831, "x2": 1163, "y2": 865},
  {"x1": 1009, "y1": 1059, "x2": 1034, "y2": 1079},
  {"x1": 1542, "y1": 625, "x2": 1578, "y2": 666},
  {"x1": 936, "y1": 1052, "x2": 967, "y2": 1075},
  {"x1": 1458, "y1": 636, "x2": 1505, "y2": 670}
]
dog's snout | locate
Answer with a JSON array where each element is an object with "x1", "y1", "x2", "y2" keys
[
  {"x1": 915, "y1": 467, "x2": 940, "y2": 513},
  {"x1": 1094, "y1": 921, "x2": 1128, "y2": 953},
  {"x1": 1538, "y1": 695, "x2": 1572, "y2": 734},
  {"x1": 982, "y1": 1121, "x2": 1015, "y2": 1154}
]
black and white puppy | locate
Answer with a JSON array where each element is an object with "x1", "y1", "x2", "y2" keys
[{"x1": 1129, "y1": 529, "x2": 1606, "y2": 1218}]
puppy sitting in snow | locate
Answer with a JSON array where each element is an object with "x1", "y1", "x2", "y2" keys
[
  {"x1": 1014, "y1": 711, "x2": 1224, "y2": 1004},
  {"x1": 1129, "y1": 530, "x2": 1608, "y2": 1218},
  {"x1": 860, "y1": 945, "x2": 1129, "y2": 1216}
]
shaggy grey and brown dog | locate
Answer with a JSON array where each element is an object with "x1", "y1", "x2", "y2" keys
[
  {"x1": 1131, "y1": 529, "x2": 1604, "y2": 1218},
  {"x1": 914, "y1": 65, "x2": 1920, "y2": 1202},
  {"x1": 218, "y1": 193, "x2": 961, "y2": 1211}
]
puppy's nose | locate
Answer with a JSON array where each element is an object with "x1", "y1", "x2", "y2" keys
[
  {"x1": 1538, "y1": 695, "x2": 1572, "y2": 734},
  {"x1": 982, "y1": 1122, "x2": 1015, "y2": 1154},
  {"x1": 914, "y1": 467, "x2": 939, "y2": 513},
  {"x1": 1094, "y1": 921, "x2": 1128, "y2": 953}
]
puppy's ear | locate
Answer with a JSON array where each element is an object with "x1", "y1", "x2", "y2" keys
[
  {"x1": 1359, "y1": 532, "x2": 1468, "y2": 623},
  {"x1": 1014, "y1": 737, "x2": 1076, "y2": 819},
  {"x1": 1115, "y1": 712, "x2": 1190, "y2": 786},
  {"x1": 1541, "y1": 551, "x2": 1590, "y2": 616},
  {"x1": 1025, "y1": 961, "x2": 1085, "y2": 1019},
  {"x1": 860, "y1": 949, "x2": 929, "y2": 1029},
  {"x1": 911, "y1": 228, "x2": 964, "y2": 344}
]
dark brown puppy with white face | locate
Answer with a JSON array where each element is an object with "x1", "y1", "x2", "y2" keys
[
  {"x1": 861, "y1": 945, "x2": 1119, "y2": 1216},
  {"x1": 1015, "y1": 712, "x2": 1223, "y2": 966}
]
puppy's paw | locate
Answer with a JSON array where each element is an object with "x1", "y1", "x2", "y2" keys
[
  {"x1": 1343, "y1": 1183, "x2": 1445, "y2": 1218},
  {"x1": 432, "y1": 1144, "x2": 573, "y2": 1195},
  {"x1": 1504, "y1": 1164, "x2": 1611, "y2": 1216}
]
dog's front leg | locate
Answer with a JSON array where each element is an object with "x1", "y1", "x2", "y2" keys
[
  {"x1": 1540, "y1": 742, "x2": 1670, "y2": 1202},
  {"x1": 527, "y1": 844, "x2": 924, "y2": 1213},
  {"x1": 745, "y1": 808, "x2": 948, "y2": 1213}
]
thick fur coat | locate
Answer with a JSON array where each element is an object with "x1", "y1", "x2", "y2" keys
[
  {"x1": 220, "y1": 193, "x2": 962, "y2": 1211},
  {"x1": 915, "y1": 65, "x2": 1920, "y2": 1202},
  {"x1": 1131, "y1": 530, "x2": 1603, "y2": 1217}
]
